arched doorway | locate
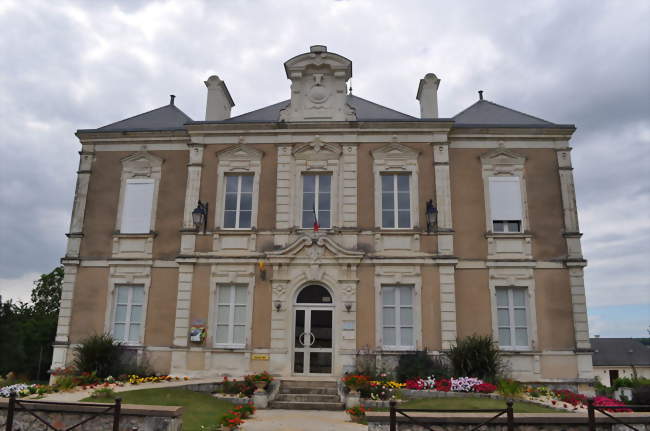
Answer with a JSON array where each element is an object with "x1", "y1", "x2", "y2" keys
[{"x1": 293, "y1": 284, "x2": 334, "y2": 375}]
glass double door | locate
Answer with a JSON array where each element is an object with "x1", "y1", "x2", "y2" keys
[{"x1": 293, "y1": 307, "x2": 333, "y2": 375}]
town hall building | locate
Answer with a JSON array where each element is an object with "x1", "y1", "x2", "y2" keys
[{"x1": 52, "y1": 45, "x2": 593, "y2": 385}]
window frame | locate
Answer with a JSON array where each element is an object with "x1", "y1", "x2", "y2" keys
[
  {"x1": 301, "y1": 172, "x2": 332, "y2": 230},
  {"x1": 119, "y1": 178, "x2": 155, "y2": 234},
  {"x1": 222, "y1": 174, "x2": 254, "y2": 230},
  {"x1": 380, "y1": 285, "x2": 415, "y2": 350},
  {"x1": 380, "y1": 173, "x2": 412, "y2": 229},
  {"x1": 213, "y1": 284, "x2": 249, "y2": 348},
  {"x1": 110, "y1": 284, "x2": 145, "y2": 346},
  {"x1": 495, "y1": 286, "x2": 529, "y2": 349}
]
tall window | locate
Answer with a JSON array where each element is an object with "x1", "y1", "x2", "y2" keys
[
  {"x1": 215, "y1": 285, "x2": 248, "y2": 347},
  {"x1": 381, "y1": 285, "x2": 414, "y2": 349},
  {"x1": 112, "y1": 285, "x2": 144, "y2": 344},
  {"x1": 223, "y1": 175, "x2": 253, "y2": 229},
  {"x1": 302, "y1": 174, "x2": 331, "y2": 229},
  {"x1": 120, "y1": 179, "x2": 154, "y2": 233},
  {"x1": 381, "y1": 174, "x2": 411, "y2": 228},
  {"x1": 496, "y1": 287, "x2": 529, "y2": 348},
  {"x1": 488, "y1": 176, "x2": 523, "y2": 233}
]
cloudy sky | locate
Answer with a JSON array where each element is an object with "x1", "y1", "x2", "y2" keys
[{"x1": 0, "y1": 0, "x2": 648, "y2": 337}]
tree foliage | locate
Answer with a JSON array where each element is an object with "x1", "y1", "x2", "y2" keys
[{"x1": 0, "y1": 266, "x2": 63, "y2": 381}]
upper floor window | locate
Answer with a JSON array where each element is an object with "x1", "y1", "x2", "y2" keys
[
  {"x1": 302, "y1": 173, "x2": 331, "y2": 229},
  {"x1": 381, "y1": 285, "x2": 414, "y2": 350},
  {"x1": 488, "y1": 176, "x2": 523, "y2": 233},
  {"x1": 120, "y1": 179, "x2": 155, "y2": 233},
  {"x1": 496, "y1": 286, "x2": 529, "y2": 349},
  {"x1": 215, "y1": 285, "x2": 248, "y2": 347},
  {"x1": 381, "y1": 174, "x2": 411, "y2": 229},
  {"x1": 112, "y1": 285, "x2": 145, "y2": 344},
  {"x1": 223, "y1": 174, "x2": 253, "y2": 229}
]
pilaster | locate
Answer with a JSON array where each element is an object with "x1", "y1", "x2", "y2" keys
[
  {"x1": 275, "y1": 145, "x2": 293, "y2": 229},
  {"x1": 341, "y1": 144, "x2": 358, "y2": 227},
  {"x1": 439, "y1": 265, "x2": 457, "y2": 350},
  {"x1": 173, "y1": 264, "x2": 194, "y2": 347},
  {"x1": 66, "y1": 146, "x2": 95, "y2": 257}
]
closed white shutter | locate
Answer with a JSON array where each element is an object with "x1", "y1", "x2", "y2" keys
[
  {"x1": 121, "y1": 179, "x2": 154, "y2": 233},
  {"x1": 489, "y1": 176, "x2": 523, "y2": 221}
]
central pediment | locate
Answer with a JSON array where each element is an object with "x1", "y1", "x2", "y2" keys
[{"x1": 266, "y1": 234, "x2": 364, "y2": 263}]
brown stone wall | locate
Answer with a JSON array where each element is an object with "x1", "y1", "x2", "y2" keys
[
  {"x1": 541, "y1": 355, "x2": 579, "y2": 379},
  {"x1": 144, "y1": 268, "x2": 178, "y2": 346},
  {"x1": 199, "y1": 145, "x2": 223, "y2": 232},
  {"x1": 68, "y1": 267, "x2": 109, "y2": 343},
  {"x1": 535, "y1": 269, "x2": 575, "y2": 350},
  {"x1": 356, "y1": 263, "x2": 376, "y2": 349},
  {"x1": 421, "y1": 266, "x2": 441, "y2": 350},
  {"x1": 251, "y1": 272, "x2": 272, "y2": 349},
  {"x1": 455, "y1": 269, "x2": 492, "y2": 338}
]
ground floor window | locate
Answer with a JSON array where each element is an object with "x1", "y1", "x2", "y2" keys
[
  {"x1": 215, "y1": 285, "x2": 248, "y2": 347},
  {"x1": 111, "y1": 285, "x2": 144, "y2": 344},
  {"x1": 496, "y1": 286, "x2": 529, "y2": 348},
  {"x1": 381, "y1": 285, "x2": 414, "y2": 349}
]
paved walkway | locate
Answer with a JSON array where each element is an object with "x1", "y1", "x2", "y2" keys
[{"x1": 242, "y1": 409, "x2": 367, "y2": 431}]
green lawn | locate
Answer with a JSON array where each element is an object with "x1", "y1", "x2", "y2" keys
[
  {"x1": 81, "y1": 388, "x2": 234, "y2": 430},
  {"x1": 396, "y1": 397, "x2": 565, "y2": 413}
]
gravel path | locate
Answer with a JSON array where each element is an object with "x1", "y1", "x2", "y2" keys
[{"x1": 241, "y1": 409, "x2": 367, "y2": 431}]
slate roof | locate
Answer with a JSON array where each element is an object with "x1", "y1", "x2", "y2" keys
[
  {"x1": 590, "y1": 338, "x2": 650, "y2": 367},
  {"x1": 94, "y1": 103, "x2": 193, "y2": 132},
  {"x1": 453, "y1": 99, "x2": 554, "y2": 126},
  {"x1": 222, "y1": 94, "x2": 417, "y2": 123}
]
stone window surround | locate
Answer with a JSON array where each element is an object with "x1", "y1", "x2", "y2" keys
[
  {"x1": 214, "y1": 144, "x2": 262, "y2": 231},
  {"x1": 372, "y1": 141, "x2": 420, "y2": 230},
  {"x1": 103, "y1": 265, "x2": 152, "y2": 347},
  {"x1": 488, "y1": 267, "x2": 538, "y2": 352},
  {"x1": 374, "y1": 265, "x2": 422, "y2": 351},
  {"x1": 207, "y1": 266, "x2": 256, "y2": 350},
  {"x1": 115, "y1": 152, "x2": 163, "y2": 234}
]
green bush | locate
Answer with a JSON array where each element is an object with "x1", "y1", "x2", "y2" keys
[
  {"x1": 632, "y1": 385, "x2": 650, "y2": 405},
  {"x1": 73, "y1": 334, "x2": 122, "y2": 378},
  {"x1": 497, "y1": 378, "x2": 523, "y2": 398},
  {"x1": 613, "y1": 376, "x2": 650, "y2": 390},
  {"x1": 395, "y1": 350, "x2": 450, "y2": 381},
  {"x1": 446, "y1": 335, "x2": 504, "y2": 382}
]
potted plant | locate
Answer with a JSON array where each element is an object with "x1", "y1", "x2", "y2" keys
[
  {"x1": 248, "y1": 371, "x2": 273, "y2": 393},
  {"x1": 346, "y1": 405, "x2": 368, "y2": 423},
  {"x1": 218, "y1": 410, "x2": 244, "y2": 430},
  {"x1": 342, "y1": 374, "x2": 369, "y2": 394}
]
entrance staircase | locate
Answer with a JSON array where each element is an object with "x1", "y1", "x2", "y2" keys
[{"x1": 269, "y1": 380, "x2": 344, "y2": 410}]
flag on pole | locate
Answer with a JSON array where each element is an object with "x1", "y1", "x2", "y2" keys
[{"x1": 312, "y1": 203, "x2": 319, "y2": 232}]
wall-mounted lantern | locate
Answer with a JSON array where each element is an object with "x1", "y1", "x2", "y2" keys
[
  {"x1": 258, "y1": 260, "x2": 266, "y2": 280},
  {"x1": 274, "y1": 300, "x2": 282, "y2": 312},
  {"x1": 192, "y1": 201, "x2": 209, "y2": 234},
  {"x1": 344, "y1": 302, "x2": 353, "y2": 313},
  {"x1": 425, "y1": 199, "x2": 438, "y2": 234}
]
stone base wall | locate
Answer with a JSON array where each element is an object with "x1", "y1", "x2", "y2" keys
[{"x1": 0, "y1": 401, "x2": 182, "y2": 431}]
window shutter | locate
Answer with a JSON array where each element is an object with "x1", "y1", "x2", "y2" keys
[
  {"x1": 121, "y1": 179, "x2": 154, "y2": 233},
  {"x1": 489, "y1": 176, "x2": 523, "y2": 221}
]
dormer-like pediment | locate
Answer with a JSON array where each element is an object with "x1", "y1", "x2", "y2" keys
[
  {"x1": 121, "y1": 151, "x2": 164, "y2": 177},
  {"x1": 480, "y1": 147, "x2": 526, "y2": 165},
  {"x1": 371, "y1": 140, "x2": 420, "y2": 170},
  {"x1": 293, "y1": 136, "x2": 342, "y2": 161},
  {"x1": 266, "y1": 235, "x2": 364, "y2": 263},
  {"x1": 279, "y1": 45, "x2": 357, "y2": 122}
]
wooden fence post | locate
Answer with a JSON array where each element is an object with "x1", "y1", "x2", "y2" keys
[
  {"x1": 506, "y1": 400, "x2": 514, "y2": 431},
  {"x1": 389, "y1": 399, "x2": 397, "y2": 431},
  {"x1": 587, "y1": 398, "x2": 596, "y2": 431},
  {"x1": 5, "y1": 392, "x2": 16, "y2": 431},
  {"x1": 113, "y1": 397, "x2": 122, "y2": 431}
]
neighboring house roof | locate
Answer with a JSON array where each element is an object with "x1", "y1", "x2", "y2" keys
[
  {"x1": 221, "y1": 94, "x2": 418, "y2": 123},
  {"x1": 92, "y1": 103, "x2": 193, "y2": 132},
  {"x1": 453, "y1": 99, "x2": 554, "y2": 126},
  {"x1": 590, "y1": 338, "x2": 650, "y2": 367}
]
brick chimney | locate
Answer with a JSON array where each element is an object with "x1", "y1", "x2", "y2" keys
[
  {"x1": 204, "y1": 75, "x2": 235, "y2": 121},
  {"x1": 416, "y1": 73, "x2": 440, "y2": 119}
]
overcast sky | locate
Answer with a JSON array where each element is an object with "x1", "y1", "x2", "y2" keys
[{"x1": 0, "y1": 0, "x2": 648, "y2": 337}]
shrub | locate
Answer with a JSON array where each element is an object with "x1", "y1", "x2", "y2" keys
[
  {"x1": 90, "y1": 387, "x2": 117, "y2": 399},
  {"x1": 497, "y1": 378, "x2": 523, "y2": 398},
  {"x1": 342, "y1": 374, "x2": 370, "y2": 391},
  {"x1": 221, "y1": 376, "x2": 254, "y2": 397},
  {"x1": 395, "y1": 350, "x2": 450, "y2": 381},
  {"x1": 632, "y1": 385, "x2": 650, "y2": 405},
  {"x1": 218, "y1": 410, "x2": 244, "y2": 428},
  {"x1": 447, "y1": 335, "x2": 504, "y2": 382},
  {"x1": 73, "y1": 334, "x2": 122, "y2": 378},
  {"x1": 233, "y1": 402, "x2": 256, "y2": 419}
]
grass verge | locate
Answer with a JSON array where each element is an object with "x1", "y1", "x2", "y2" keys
[{"x1": 81, "y1": 387, "x2": 233, "y2": 430}]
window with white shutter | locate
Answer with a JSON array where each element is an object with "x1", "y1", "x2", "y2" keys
[
  {"x1": 120, "y1": 179, "x2": 155, "y2": 233},
  {"x1": 214, "y1": 285, "x2": 248, "y2": 347},
  {"x1": 488, "y1": 176, "x2": 523, "y2": 233}
]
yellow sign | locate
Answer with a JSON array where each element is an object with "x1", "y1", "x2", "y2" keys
[{"x1": 251, "y1": 354, "x2": 270, "y2": 360}]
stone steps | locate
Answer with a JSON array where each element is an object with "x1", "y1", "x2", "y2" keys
[{"x1": 270, "y1": 379, "x2": 344, "y2": 411}]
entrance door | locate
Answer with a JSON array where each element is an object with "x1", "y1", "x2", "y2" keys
[{"x1": 293, "y1": 308, "x2": 333, "y2": 375}]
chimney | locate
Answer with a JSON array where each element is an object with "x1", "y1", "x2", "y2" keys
[
  {"x1": 204, "y1": 75, "x2": 235, "y2": 121},
  {"x1": 416, "y1": 73, "x2": 440, "y2": 119}
]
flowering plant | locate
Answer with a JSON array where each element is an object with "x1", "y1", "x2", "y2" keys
[
  {"x1": 404, "y1": 376, "x2": 436, "y2": 390},
  {"x1": 474, "y1": 383, "x2": 497, "y2": 393},
  {"x1": 451, "y1": 377, "x2": 483, "y2": 392},
  {"x1": 218, "y1": 410, "x2": 244, "y2": 428},
  {"x1": 554, "y1": 389, "x2": 586, "y2": 406},
  {"x1": 0, "y1": 384, "x2": 35, "y2": 398},
  {"x1": 593, "y1": 396, "x2": 633, "y2": 413},
  {"x1": 368, "y1": 379, "x2": 404, "y2": 400},
  {"x1": 342, "y1": 374, "x2": 370, "y2": 391},
  {"x1": 434, "y1": 378, "x2": 452, "y2": 392},
  {"x1": 346, "y1": 405, "x2": 368, "y2": 416},
  {"x1": 247, "y1": 371, "x2": 273, "y2": 384},
  {"x1": 233, "y1": 402, "x2": 256, "y2": 418}
]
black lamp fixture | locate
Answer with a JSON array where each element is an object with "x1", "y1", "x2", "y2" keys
[
  {"x1": 425, "y1": 199, "x2": 438, "y2": 234},
  {"x1": 192, "y1": 200, "x2": 209, "y2": 234}
]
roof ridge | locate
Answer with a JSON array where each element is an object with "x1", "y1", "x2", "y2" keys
[
  {"x1": 226, "y1": 99, "x2": 290, "y2": 121},
  {"x1": 481, "y1": 99, "x2": 553, "y2": 124},
  {"x1": 98, "y1": 103, "x2": 191, "y2": 130}
]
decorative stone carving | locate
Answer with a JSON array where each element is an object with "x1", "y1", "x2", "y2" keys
[{"x1": 279, "y1": 45, "x2": 356, "y2": 122}]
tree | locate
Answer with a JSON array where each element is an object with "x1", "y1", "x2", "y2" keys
[{"x1": 31, "y1": 266, "x2": 63, "y2": 316}]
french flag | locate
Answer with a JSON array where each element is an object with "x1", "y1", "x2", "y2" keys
[{"x1": 312, "y1": 204, "x2": 319, "y2": 232}]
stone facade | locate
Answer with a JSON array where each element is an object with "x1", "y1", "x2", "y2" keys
[{"x1": 51, "y1": 45, "x2": 593, "y2": 384}]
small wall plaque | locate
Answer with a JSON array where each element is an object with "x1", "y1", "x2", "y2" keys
[{"x1": 252, "y1": 354, "x2": 270, "y2": 360}]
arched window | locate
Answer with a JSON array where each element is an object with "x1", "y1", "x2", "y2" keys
[{"x1": 296, "y1": 285, "x2": 332, "y2": 304}]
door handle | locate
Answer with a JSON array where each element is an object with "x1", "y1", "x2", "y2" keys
[
  {"x1": 298, "y1": 332, "x2": 306, "y2": 346},
  {"x1": 309, "y1": 332, "x2": 316, "y2": 346}
]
